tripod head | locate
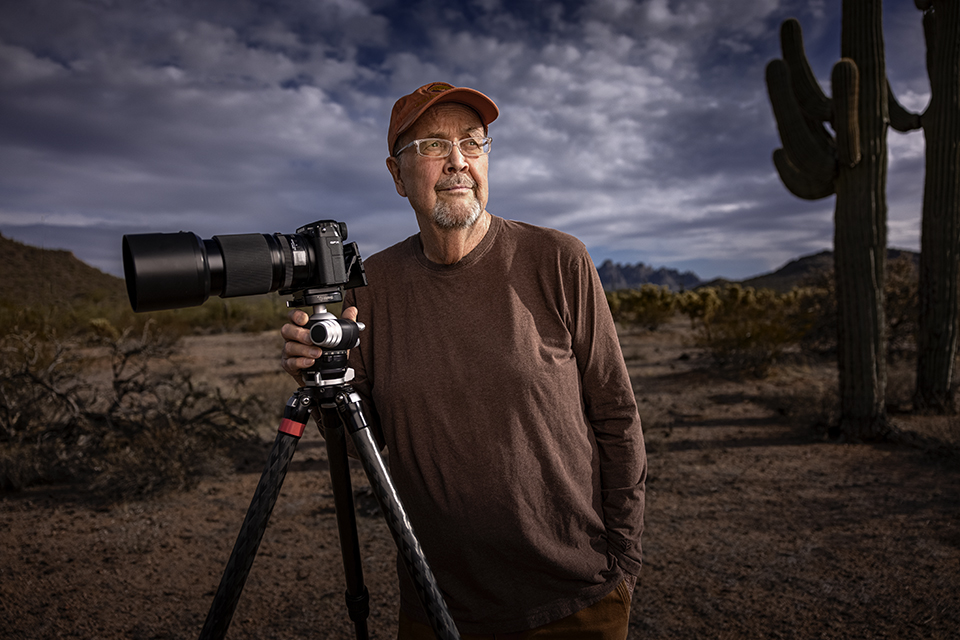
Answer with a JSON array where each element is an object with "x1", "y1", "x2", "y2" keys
[{"x1": 295, "y1": 303, "x2": 365, "y2": 388}]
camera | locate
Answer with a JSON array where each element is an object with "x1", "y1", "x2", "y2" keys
[{"x1": 122, "y1": 220, "x2": 367, "y2": 313}]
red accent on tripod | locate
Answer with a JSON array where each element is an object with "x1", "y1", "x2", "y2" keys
[{"x1": 279, "y1": 418, "x2": 306, "y2": 437}]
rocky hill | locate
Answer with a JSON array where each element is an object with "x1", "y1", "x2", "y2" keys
[{"x1": 0, "y1": 232, "x2": 126, "y2": 307}]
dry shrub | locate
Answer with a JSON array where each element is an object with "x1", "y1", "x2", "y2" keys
[
  {"x1": 886, "y1": 360, "x2": 917, "y2": 412},
  {"x1": 604, "y1": 259, "x2": 923, "y2": 384},
  {"x1": 0, "y1": 291, "x2": 290, "y2": 345},
  {"x1": 678, "y1": 285, "x2": 808, "y2": 377},
  {"x1": 606, "y1": 285, "x2": 677, "y2": 330},
  {"x1": 0, "y1": 319, "x2": 263, "y2": 501},
  {"x1": 767, "y1": 376, "x2": 841, "y2": 436},
  {"x1": 139, "y1": 295, "x2": 291, "y2": 336},
  {"x1": 884, "y1": 255, "x2": 919, "y2": 359},
  {"x1": 793, "y1": 255, "x2": 919, "y2": 359}
]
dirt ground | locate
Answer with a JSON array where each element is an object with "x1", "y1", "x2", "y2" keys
[{"x1": 2, "y1": 321, "x2": 959, "y2": 639}]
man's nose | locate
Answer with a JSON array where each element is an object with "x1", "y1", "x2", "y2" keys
[{"x1": 444, "y1": 145, "x2": 469, "y2": 173}]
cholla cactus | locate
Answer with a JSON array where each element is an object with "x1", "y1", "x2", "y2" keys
[{"x1": 765, "y1": 2, "x2": 920, "y2": 439}]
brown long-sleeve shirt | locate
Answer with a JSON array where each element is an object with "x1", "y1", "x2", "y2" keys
[{"x1": 344, "y1": 215, "x2": 645, "y2": 634}]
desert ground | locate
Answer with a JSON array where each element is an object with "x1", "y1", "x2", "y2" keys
[{"x1": 1, "y1": 320, "x2": 958, "y2": 639}]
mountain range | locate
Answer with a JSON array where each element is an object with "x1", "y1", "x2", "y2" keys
[
  {"x1": 596, "y1": 259, "x2": 702, "y2": 292},
  {"x1": 598, "y1": 248, "x2": 919, "y2": 293}
]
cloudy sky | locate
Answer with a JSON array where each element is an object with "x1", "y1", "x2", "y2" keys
[{"x1": 0, "y1": 0, "x2": 931, "y2": 282}]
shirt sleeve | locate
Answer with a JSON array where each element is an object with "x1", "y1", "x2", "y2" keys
[{"x1": 567, "y1": 247, "x2": 647, "y2": 576}]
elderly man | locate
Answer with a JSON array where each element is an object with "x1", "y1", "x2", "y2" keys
[{"x1": 281, "y1": 82, "x2": 646, "y2": 639}]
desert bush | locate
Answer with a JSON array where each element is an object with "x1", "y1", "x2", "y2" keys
[
  {"x1": 607, "y1": 257, "x2": 921, "y2": 379},
  {"x1": 0, "y1": 319, "x2": 263, "y2": 500},
  {"x1": 884, "y1": 255, "x2": 919, "y2": 359},
  {"x1": 0, "y1": 299, "x2": 130, "y2": 342},
  {"x1": 676, "y1": 288, "x2": 722, "y2": 331},
  {"x1": 790, "y1": 272, "x2": 837, "y2": 356},
  {"x1": 0, "y1": 292, "x2": 291, "y2": 342},
  {"x1": 793, "y1": 255, "x2": 918, "y2": 359},
  {"x1": 678, "y1": 285, "x2": 807, "y2": 376},
  {"x1": 606, "y1": 285, "x2": 677, "y2": 330},
  {"x1": 141, "y1": 295, "x2": 291, "y2": 335}
]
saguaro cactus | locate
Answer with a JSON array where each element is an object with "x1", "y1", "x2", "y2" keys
[
  {"x1": 766, "y1": 2, "x2": 919, "y2": 439},
  {"x1": 914, "y1": 0, "x2": 960, "y2": 412}
]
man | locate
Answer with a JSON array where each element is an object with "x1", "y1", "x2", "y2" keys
[{"x1": 281, "y1": 82, "x2": 646, "y2": 639}]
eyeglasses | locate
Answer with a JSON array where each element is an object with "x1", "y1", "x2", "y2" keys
[{"x1": 395, "y1": 137, "x2": 493, "y2": 158}]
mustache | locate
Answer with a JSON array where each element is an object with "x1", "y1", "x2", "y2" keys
[{"x1": 435, "y1": 176, "x2": 476, "y2": 190}]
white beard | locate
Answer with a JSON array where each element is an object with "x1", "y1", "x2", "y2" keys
[{"x1": 432, "y1": 198, "x2": 482, "y2": 230}]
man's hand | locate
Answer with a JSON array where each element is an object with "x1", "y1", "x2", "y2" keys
[{"x1": 280, "y1": 306, "x2": 359, "y2": 384}]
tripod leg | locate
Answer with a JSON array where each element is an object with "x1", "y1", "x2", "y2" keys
[
  {"x1": 198, "y1": 393, "x2": 308, "y2": 640},
  {"x1": 318, "y1": 404, "x2": 370, "y2": 640},
  {"x1": 335, "y1": 388, "x2": 461, "y2": 640}
]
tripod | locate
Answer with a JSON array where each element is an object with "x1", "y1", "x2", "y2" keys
[{"x1": 198, "y1": 304, "x2": 460, "y2": 640}]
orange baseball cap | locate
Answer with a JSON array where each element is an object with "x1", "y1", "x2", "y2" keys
[{"x1": 387, "y1": 82, "x2": 499, "y2": 154}]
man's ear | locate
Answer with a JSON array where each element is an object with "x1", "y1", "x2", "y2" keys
[{"x1": 386, "y1": 156, "x2": 406, "y2": 197}]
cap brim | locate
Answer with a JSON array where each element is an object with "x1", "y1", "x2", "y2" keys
[{"x1": 393, "y1": 87, "x2": 499, "y2": 148}]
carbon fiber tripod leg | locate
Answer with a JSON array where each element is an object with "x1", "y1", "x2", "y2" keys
[
  {"x1": 198, "y1": 428, "x2": 301, "y2": 640},
  {"x1": 318, "y1": 404, "x2": 370, "y2": 640},
  {"x1": 335, "y1": 388, "x2": 461, "y2": 640}
]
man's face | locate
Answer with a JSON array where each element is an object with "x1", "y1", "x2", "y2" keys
[{"x1": 386, "y1": 103, "x2": 489, "y2": 230}]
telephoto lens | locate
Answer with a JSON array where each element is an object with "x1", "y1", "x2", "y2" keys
[
  {"x1": 122, "y1": 220, "x2": 359, "y2": 313},
  {"x1": 122, "y1": 231, "x2": 288, "y2": 312}
]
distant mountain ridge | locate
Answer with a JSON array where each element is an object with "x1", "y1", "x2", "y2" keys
[
  {"x1": 597, "y1": 259, "x2": 701, "y2": 292},
  {"x1": 599, "y1": 248, "x2": 919, "y2": 293}
]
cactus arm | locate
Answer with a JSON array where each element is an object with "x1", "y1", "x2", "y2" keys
[
  {"x1": 772, "y1": 148, "x2": 836, "y2": 200},
  {"x1": 832, "y1": 59, "x2": 862, "y2": 167},
  {"x1": 780, "y1": 18, "x2": 834, "y2": 122},
  {"x1": 766, "y1": 59, "x2": 837, "y2": 182},
  {"x1": 887, "y1": 80, "x2": 923, "y2": 132},
  {"x1": 883, "y1": 3, "x2": 936, "y2": 133}
]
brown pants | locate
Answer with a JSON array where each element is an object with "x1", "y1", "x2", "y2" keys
[{"x1": 397, "y1": 580, "x2": 632, "y2": 640}]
